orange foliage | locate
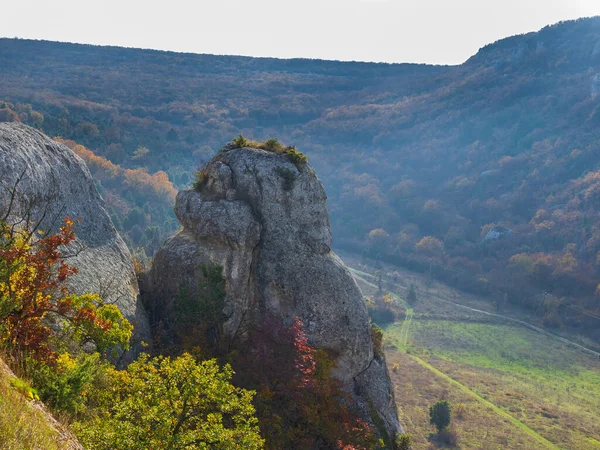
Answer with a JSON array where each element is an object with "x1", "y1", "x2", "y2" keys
[
  {"x1": 0, "y1": 218, "x2": 125, "y2": 364},
  {"x1": 54, "y1": 138, "x2": 177, "y2": 204}
]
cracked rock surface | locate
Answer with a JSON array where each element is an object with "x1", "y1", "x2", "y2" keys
[
  {"x1": 148, "y1": 146, "x2": 401, "y2": 436},
  {"x1": 0, "y1": 123, "x2": 151, "y2": 357}
]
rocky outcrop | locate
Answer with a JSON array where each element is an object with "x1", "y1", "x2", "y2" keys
[
  {"x1": 482, "y1": 225, "x2": 513, "y2": 243},
  {"x1": 148, "y1": 146, "x2": 401, "y2": 437},
  {"x1": 0, "y1": 123, "x2": 150, "y2": 354}
]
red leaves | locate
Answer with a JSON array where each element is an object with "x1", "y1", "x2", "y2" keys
[
  {"x1": 231, "y1": 315, "x2": 377, "y2": 449},
  {"x1": 0, "y1": 217, "x2": 113, "y2": 364},
  {"x1": 292, "y1": 317, "x2": 316, "y2": 389}
]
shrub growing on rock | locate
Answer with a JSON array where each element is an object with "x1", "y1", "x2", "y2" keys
[
  {"x1": 227, "y1": 135, "x2": 308, "y2": 169},
  {"x1": 232, "y1": 315, "x2": 381, "y2": 450}
]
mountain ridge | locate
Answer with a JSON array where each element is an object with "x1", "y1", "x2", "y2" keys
[{"x1": 1, "y1": 15, "x2": 600, "y2": 341}]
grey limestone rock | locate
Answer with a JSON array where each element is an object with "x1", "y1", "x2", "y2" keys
[
  {"x1": 149, "y1": 146, "x2": 401, "y2": 437},
  {"x1": 0, "y1": 123, "x2": 151, "y2": 356},
  {"x1": 592, "y1": 74, "x2": 600, "y2": 98}
]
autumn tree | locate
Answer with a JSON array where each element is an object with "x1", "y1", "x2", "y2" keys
[
  {"x1": 232, "y1": 315, "x2": 381, "y2": 450},
  {"x1": 414, "y1": 236, "x2": 444, "y2": 259},
  {"x1": 0, "y1": 107, "x2": 20, "y2": 123},
  {"x1": 0, "y1": 217, "x2": 131, "y2": 365},
  {"x1": 74, "y1": 353, "x2": 263, "y2": 450}
]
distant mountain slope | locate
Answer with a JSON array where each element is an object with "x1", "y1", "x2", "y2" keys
[{"x1": 1, "y1": 16, "x2": 600, "y2": 339}]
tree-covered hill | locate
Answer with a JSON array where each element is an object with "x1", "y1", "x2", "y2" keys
[{"x1": 2, "y1": 16, "x2": 600, "y2": 339}]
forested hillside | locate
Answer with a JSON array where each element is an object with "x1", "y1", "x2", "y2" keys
[{"x1": 2, "y1": 17, "x2": 600, "y2": 339}]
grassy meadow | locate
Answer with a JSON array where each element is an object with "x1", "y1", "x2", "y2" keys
[{"x1": 345, "y1": 253, "x2": 600, "y2": 449}]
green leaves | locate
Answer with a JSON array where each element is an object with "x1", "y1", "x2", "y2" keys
[
  {"x1": 429, "y1": 400, "x2": 452, "y2": 433},
  {"x1": 74, "y1": 353, "x2": 264, "y2": 450}
]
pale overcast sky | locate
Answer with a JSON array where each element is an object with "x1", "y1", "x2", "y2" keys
[{"x1": 3, "y1": 0, "x2": 600, "y2": 64}]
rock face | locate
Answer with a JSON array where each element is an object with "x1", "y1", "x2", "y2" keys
[
  {"x1": 0, "y1": 123, "x2": 150, "y2": 354},
  {"x1": 148, "y1": 146, "x2": 401, "y2": 437},
  {"x1": 482, "y1": 225, "x2": 513, "y2": 243}
]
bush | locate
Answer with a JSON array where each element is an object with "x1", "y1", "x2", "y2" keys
[
  {"x1": 366, "y1": 293, "x2": 400, "y2": 325},
  {"x1": 453, "y1": 402, "x2": 466, "y2": 419},
  {"x1": 173, "y1": 264, "x2": 229, "y2": 356},
  {"x1": 395, "y1": 433, "x2": 412, "y2": 450},
  {"x1": 227, "y1": 136, "x2": 308, "y2": 168},
  {"x1": 0, "y1": 217, "x2": 132, "y2": 364},
  {"x1": 231, "y1": 315, "x2": 379, "y2": 450},
  {"x1": 30, "y1": 352, "x2": 105, "y2": 417},
  {"x1": 429, "y1": 400, "x2": 451, "y2": 432},
  {"x1": 9, "y1": 377, "x2": 39, "y2": 401},
  {"x1": 0, "y1": 107, "x2": 20, "y2": 123},
  {"x1": 262, "y1": 138, "x2": 284, "y2": 152},
  {"x1": 437, "y1": 428, "x2": 460, "y2": 446},
  {"x1": 275, "y1": 167, "x2": 297, "y2": 191},
  {"x1": 232, "y1": 134, "x2": 249, "y2": 148},
  {"x1": 284, "y1": 146, "x2": 308, "y2": 167},
  {"x1": 371, "y1": 323, "x2": 385, "y2": 359},
  {"x1": 193, "y1": 168, "x2": 208, "y2": 192}
]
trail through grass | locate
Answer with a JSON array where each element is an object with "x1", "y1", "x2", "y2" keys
[
  {"x1": 406, "y1": 350, "x2": 560, "y2": 450},
  {"x1": 349, "y1": 265, "x2": 600, "y2": 449}
]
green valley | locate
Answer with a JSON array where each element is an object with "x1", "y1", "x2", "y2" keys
[{"x1": 348, "y1": 253, "x2": 600, "y2": 449}]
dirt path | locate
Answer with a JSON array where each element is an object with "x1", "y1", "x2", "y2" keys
[{"x1": 406, "y1": 352, "x2": 560, "y2": 450}]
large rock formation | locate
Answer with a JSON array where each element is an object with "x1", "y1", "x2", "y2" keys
[
  {"x1": 148, "y1": 145, "x2": 401, "y2": 437},
  {"x1": 0, "y1": 123, "x2": 150, "y2": 353}
]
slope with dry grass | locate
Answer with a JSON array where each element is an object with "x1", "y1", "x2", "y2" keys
[{"x1": 0, "y1": 359, "x2": 82, "y2": 450}]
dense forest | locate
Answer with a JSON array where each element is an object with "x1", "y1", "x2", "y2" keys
[{"x1": 2, "y1": 17, "x2": 600, "y2": 340}]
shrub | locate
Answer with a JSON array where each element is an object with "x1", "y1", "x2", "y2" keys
[
  {"x1": 284, "y1": 146, "x2": 308, "y2": 167},
  {"x1": 232, "y1": 134, "x2": 249, "y2": 148},
  {"x1": 0, "y1": 107, "x2": 20, "y2": 123},
  {"x1": 262, "y1": 138, "x2": 284, "y2": 152},
  {"x1": 454, "y1": 402, "x2": 466, "y2": 419},
  {"x1": 9, "y1": 377, "x2": 39, "y2": 401},
  {"x1": 231, "y1": 315, "x2": 379, "y2": 450},
  {"x1": 0, "y1": 217, "x2": 132, "y2": 364},
  {"x1": 437, "y1": 428, "x2": 460, "y2": 446},
  {"x1": 395, "y1": 433, "x2": 413, "y2": 450},
  {"x1": 30, "y1": 352, "x2": 105, "y2": 417},
  {"x1": 173, "y1": 264, "x2": 229, "y2": 356},
  {"x1": 367, "y1": 293, "x2": 400, "y2": 325},
  {"x1": 275, "y1": 167, "x2": 297, "y2": 191},
  {"x1": 429, "y1": 400, "x2": 452, "y2": 432},
  {"x1": 227, "y1": 136, "x2": 308, "y2": 169},
  {"x1": 193, "y1": 168, "x2": 208, "y2": 192},
  {"x1": 371, "y1": 323, "x2": 384, "y2": 359}
]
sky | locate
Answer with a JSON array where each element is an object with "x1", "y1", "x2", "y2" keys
[{"x1": 3, "y1": 0, "x2": 600, "y2": 65}]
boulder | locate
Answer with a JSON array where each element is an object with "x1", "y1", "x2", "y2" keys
[{"x1": 0, "y1": 123, "x2": 151, "y2": 356}]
